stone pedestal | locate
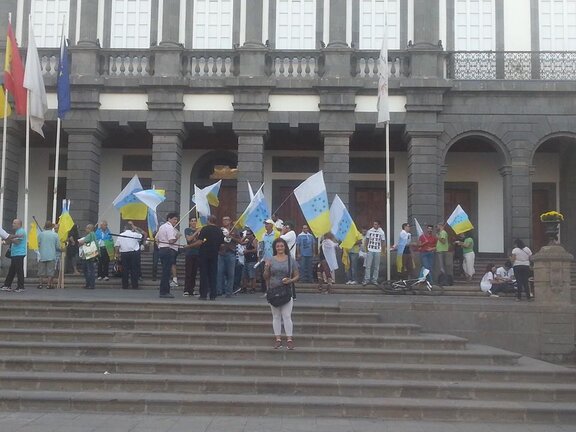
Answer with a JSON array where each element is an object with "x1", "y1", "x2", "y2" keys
[{"x1": 532, "y1": 245, "x2": 574, "y2": 304}]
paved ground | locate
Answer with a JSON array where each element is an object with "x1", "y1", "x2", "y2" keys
[{"x1": 0, "y1": 412, "x2": 574, "y2": 432}]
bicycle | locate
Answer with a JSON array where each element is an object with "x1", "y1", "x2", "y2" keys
[{"x1": 381, "y1": 269, "x2": 444, "y2": 296}]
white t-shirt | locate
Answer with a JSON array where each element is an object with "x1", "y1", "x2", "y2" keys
[
  {"x1": 496, "y1": 266, "x2": 514, "y2": 280},
  {"x1": 115, "y1": 230, "x2": 142, "y2": 252},
  {"x1": 0, "y1": 226, "x2": 9, "y2": 240},
  {"x1": 365, "y1": 228, "x2": 386, "y2": 253},
  {"x1": 512, "y1": 247, "x2": 532, "y2": 266},
  {"x1": 322, "y1": 238, "x2": 339, "y2": 271},
  {"x1": 280, "y1": 230, "x2": 297, "y2": 259},
  {"x1": 480, "y1": 271, "x2": 494, "y2": 292}
]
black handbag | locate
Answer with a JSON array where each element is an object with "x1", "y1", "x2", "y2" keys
[
  {"x1": 266, "y1": 257, "x2": 295, "y2": 307},
  {"x1": 4, "y1": 247, "x2": 11, "y2": 259}
]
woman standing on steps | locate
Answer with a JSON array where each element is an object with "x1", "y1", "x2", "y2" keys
[
  {"x1": 510, "y1": 238, "x2": 533, "y2": 301},
  {"x1": 264, "y1": 238, "x2": 299, "y2": 350}
]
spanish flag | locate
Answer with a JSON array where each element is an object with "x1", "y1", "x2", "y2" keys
[
  {"x1": 0, "y1": 86, "x2": 11, "y2": 118},
  {"x1": 4, "y1": 22, "x2": 26, "y2": 116}
]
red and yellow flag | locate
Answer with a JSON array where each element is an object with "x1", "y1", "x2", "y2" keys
[
  {"x1": 0, "y1": 87, "x2": 11, "y2": 118},
  {"x1": 4, "y1": 22, "x2": 26, "y2": 116}
]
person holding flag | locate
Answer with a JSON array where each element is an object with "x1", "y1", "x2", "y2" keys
[
  {"x1": 1, "y1": 219, "x2": 27, "y2": 293},
  {"x1": 418, "y1": 224, "x2": 437, "y2": 281},
  {"x1": 37, "y1": 221, "x2": 61, "y2": 290}
]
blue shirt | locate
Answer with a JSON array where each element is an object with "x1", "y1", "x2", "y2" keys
[
  {"x1": 260, "y1": 231, "x2": 276, "y2": 259},
  {"x1": 296, "y1": 232, "x2": 314, "y2": 257},
  {"x1": 95, "y1": 228, "x2": 112, "y2": 246},
  {"x1": 11, "y1": 227, "x2": 27, "y2": 257},
  {"x1": 184, "y1": 227, "x2": 199, "y2": 256},
  {"x1": 38, "y1": 230, "x2": 61, "y2": 261}
]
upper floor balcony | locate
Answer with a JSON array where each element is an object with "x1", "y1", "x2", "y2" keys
[{"x1": 35, "y1": 46, "x2": 576, "y2": 85}]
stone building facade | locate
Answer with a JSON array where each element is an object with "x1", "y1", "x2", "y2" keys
[{"x1": 0, "y1": 0, "x2": 574, "y2": 256}]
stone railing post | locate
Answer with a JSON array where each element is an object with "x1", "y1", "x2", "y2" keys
[{"x1": 532, "y1": 245, "x2": 574, "y2": 304}]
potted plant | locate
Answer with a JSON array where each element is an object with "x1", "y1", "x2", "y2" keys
[{"x1": 539, "y1": 211, "x2": 564, "y2": 244}]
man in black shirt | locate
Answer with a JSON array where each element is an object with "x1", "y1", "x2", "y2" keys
[{"x1": 192, "y1": 214, "x2": 224, "y2": 300}]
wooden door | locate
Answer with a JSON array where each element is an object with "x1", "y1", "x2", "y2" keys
[
  {"x1": 275, "y1": 186, "x2": 306, "y2": 231},
  {"x1": 444, "y1": 187, "x2": 474, "y2": 245},
  {"x1": 532, "y1": 186, "x2": 554, "y2": 251},
  {"x1": 211, "y1": 185, "x2": 237, "y2": 223},
  {"x1": 354, "y1": 187, "x2": 387, "y2": 232}
]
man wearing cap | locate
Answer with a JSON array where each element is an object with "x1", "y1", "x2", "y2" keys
[{"x1": 258, "y1": 219, "x2": 277, "y2": 293}]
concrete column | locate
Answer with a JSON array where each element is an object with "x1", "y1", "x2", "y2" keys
[
  {"x1": 499, "y1": 165, "x2": 513, "y2": 254},
  {"x1": 235, "y1": 132, "x2": 265, "y2": 214},
  {"x1": 405, "y1": 129, "x2": 443, "y2": 226},
  {"x1": 160, "y1": 0, "x2": 181, "y2": 46},
  {"x1": 244, "y1": 0, "x2": 264, "y2": 47},
  {"x1": 322, "y1": 132, "x2": 351, "y2": 206},
  {"x1": 64, "y1": 121, "x2": 106, "y2": 230},
  {"x1": 148, "y1": 122, "x2": 185, "y2": 216},
  {"x1": 0, "y1": 121, "x2": 23, "y2": 229},
  {"x1": 560, "y1": 147, "x2": 576, "y2": 255},
  {"x1": 327, "y1": 0, "x2": 348, "y2": 48},
  {"x1": 510, "y1": 161, "x2": 532, "y2": 244},
  {"x1": 413, "y1": 0, "x2": 439, "y2": 44},
  {"x1": 77, "y1": 0, "x2": 99, "y2": 46}
]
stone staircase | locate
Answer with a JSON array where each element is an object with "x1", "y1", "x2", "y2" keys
[{"x1": 0, "y1": 297, "x2": 575, "y2": 422}]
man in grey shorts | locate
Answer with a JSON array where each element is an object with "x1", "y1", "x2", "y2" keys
[{"x1": 37, "y1": 221, "x2": 61, "y2": 289}]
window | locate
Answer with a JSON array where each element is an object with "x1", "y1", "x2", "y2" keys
[
  {"x1": 276, "y1": 0, "x2": 316, "y2": 49},
  {"x1": 454, "y1": 0, "x2": 495, "y2": 51},
  {"x1": 359, "y1": 0, "x2": 400, "y2": 50},
  {"x1": 30, "y1": 0, "x2": 70, "y2": 47},
  {"x1": 110, "y1": 0, "x2": 151, "y2": 48},
  {"x1": 193, "y1": 0, "x2": 233, "y2": 49},
  {"x1": 540, "y1": 0, "x2": 576, "y2": 50}
]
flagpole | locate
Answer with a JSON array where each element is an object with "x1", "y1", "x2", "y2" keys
[
  {"x1": 24, "y1": 88, "x2": 30, "y2": 277},
  {"x1": 0, "y1": 12, "x2": 12, "y2": 230},
  {"x1": 52, "y1": 14, "x2": 66, "y2": 223},
  {"x1": 385, "y1": 121, "x2": 391, "y2": 280}
]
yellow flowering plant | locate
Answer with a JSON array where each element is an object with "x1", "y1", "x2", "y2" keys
[{"x1": 540, "y1": 211, "x2": 564, "y2": 222}]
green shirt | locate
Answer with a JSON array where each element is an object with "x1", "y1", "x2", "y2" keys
[
  {"x1": 436, "y1": 230, "x2": 449, "y2": 252},
  {"x1": 462, "y1": 237, "x2": 474, "y2": 254}
]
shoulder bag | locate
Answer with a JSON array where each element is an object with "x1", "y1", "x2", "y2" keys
[
  {"x1": 267, "y1": 257, "x2": 295, "y2": 308},
  {"x1": 79, "y1": 240, "x2": 99, "y2": 260}
]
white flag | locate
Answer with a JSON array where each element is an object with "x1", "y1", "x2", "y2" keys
[
  {"x1": 377, "y1": 23, "x2": 390, "y2": 124},
  {"x1": 23, "y1": 25, "x2": 48, "y2": 137},
  {"x1": 414, "y1": 218, "x2": 424, "y2": 238}
]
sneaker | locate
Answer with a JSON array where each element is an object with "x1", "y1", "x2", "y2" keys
[
  {"x1": 362, "y1": 281, "x2": 368, "y2": 286},
  {"x1": 170, "y1": 280, "x2": 178, "y2": 288},
  {"x1": 159, "y1": 293, "x2": 174, "y2": 299},
  {"x1": 349, "y1": 281, "x2": 357, "y2": 285},
  {"x1": 286, "y1": 339, "x2": 295, "y2": 350},
  {"x1": 273, "y1": 339, "x2": 282, "y2": 349},
  {"x1": 233, "y1": 288, "x2": 242, "y2": 295},
  {"x1": 489, "y1": 293, "x2": 499, "y2": 298},
  {"x1": 345, "y1": 280, "x2": 352, "y2": 285},
  {"x1": 183, "y1": 292, "x2": 191, "y2": 297},
  {"x1": 97, "y1": 277, "x2": 102, "y2": 281},
  {"x1": 104, "y1": 277, "x2": 109, "y2": 281},
  {"x1": 13, "y1": 288, "x2": 25, "y2": 293},
  {"x1": 0, "y1": 286, "x2": 13, "y2": 292}
]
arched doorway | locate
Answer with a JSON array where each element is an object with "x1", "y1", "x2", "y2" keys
[{"x1": 190, "y1": 151, "x2": 238, "y2": 223}]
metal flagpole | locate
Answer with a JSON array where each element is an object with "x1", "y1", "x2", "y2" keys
[
  {"x1": 24, "y1": 84, "x2": 30, "y2": 277},
  {"x1": 52, "y1": 116, "x2": 61, "y2": 222},
  {"x1": 0, "y1": 12, "x2": 12, "y2": 230},
  {"x1": 385, "y1": 121, "x2": 391, "y2": 280}
]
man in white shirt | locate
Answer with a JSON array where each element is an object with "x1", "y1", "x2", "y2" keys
[
  {"x1": 115, "y1": 221, "x2": 144, "y2": 290},
  {"x1": 362, "y1": 220, "x2": 386, "y2": 286},
  {"x1": 156, "y1": 213, "x2": 181, "y2": 298},
  {"x1": 280, "y1": 222, "x2": 297, "y2": 259}
]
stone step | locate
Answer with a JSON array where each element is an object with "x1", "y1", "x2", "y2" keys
[
  {"x1": 0, "y1": 328, "x2": 468, "y2": 350},
  {"x1": 0, "y1": 341, "x2": 518, "y2": 365},
  {"x1": 2, "y1": 371, "x2": 576, "y2": 402},
  {"x1": 2, "y1": 355, "x2": 573, "y2": 384},
  {"x1": 0, "y1": 305, "x2": 381, "y2": 324},
  {"x1": 0, "y1": 317, "x2": 419, "y2": 336},
  {"x1": 0, "y1": 390, "x2": 574, "y2": 423}
]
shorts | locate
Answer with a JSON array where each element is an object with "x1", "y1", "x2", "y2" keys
[
  {"x1": 243, "y1": 262, "x2": 257, "y2": 279},
  {"x1": 38, "y1": 260, "x2": 56, "y2": 277}
]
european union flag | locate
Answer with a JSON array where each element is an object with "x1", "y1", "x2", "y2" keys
[{"x1": 57, "y1": 34, "x2": 71, "y2": 119}]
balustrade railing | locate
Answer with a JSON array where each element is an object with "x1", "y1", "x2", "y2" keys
[
  {"x1": 352, "y1": 50, "x2": 411, "y2": 78},
  {"x1": 266, "y1": 51, "x2": 324, "y2": 78},
  {"x1": 447, "y1": 51, "x2": 576, "y2": 80},
  {"x1": 182, "y1": 50, "x2": 237, "y2": 78},
  {"x1": 99, "y1": 50, "x2": 154, "y2": 77},
  {"x1": 35, "y1": 48, "x2": 60, "y2": 77}
]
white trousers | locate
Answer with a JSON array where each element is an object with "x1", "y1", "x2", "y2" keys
[{"x1": 270, "y1": 298, "x2": 294, "y2": 337}]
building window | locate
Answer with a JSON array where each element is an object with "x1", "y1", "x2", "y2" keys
[
  {"x1": 110, "y1": 0, "x2": 151, "y2": 48},
  {"x1": 272, "y1": 156, "x2": 319, "y2": 173},
  {"x1": 358, "y1": 0, "x2": 400, "y2": 50},
  {"x1": 193, "y1": 0, "x2": 233, "y2": 49},
  {"x1": 540, "y1": 0, "x2": 576, "y2": 50},
  {"x1": 454, "y1": 0, "x2": 495, "y2": 51},
  {"x1": 122, "y1": 155, "x2": 153, "y2": 171},
  {"x1": 276, "y1": 0, "x2": 316, "y2": 49},
  {"x1": 30, "y1": 0, "x2": 70, "y2": 47}
]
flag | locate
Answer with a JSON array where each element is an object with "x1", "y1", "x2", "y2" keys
[
  {"x1": 294, "y1": 171, "x2": 331, "y2": 237},
  {"x1": 112, "y1": 174, "x2": 147, "y2": 220},
  {"x1": 193, "y1": 184, "x2": 211, "y2": 219},
  {"x1": 57, "y1": 27, "x2": 70, "y2": 119},
  {"x1": 204, "y1": 180, "x2": 221, "y2": 207},
  {"x1": 4, "y1": 22, "x2": 26, "y2": 116},
  {"x1": 247, "y1": 181, "x2": 255, "y2": 201},
  {"x1": 377, "y1": 23, "x2": 390, "y2": 124},
  {"x1": 57, "y1": 199, "x2": 74, "y2": 245},
  {"x1": 329, "y1": 195, "x2": 362, "y2": 250},
  {"x1": 134, "y1": 189, "x2": 165, "y2": 211},
  {"x1": 446, "y1": 205, "x2": 474, "y2": 235},
  {"x1": 28, "y1": 222, "x2": 38, "y2": 250},
  {"x1": 237, "y1": 188, "x2": 271, "y2": 241},
  {"x1": 147, "y1": 207, "x2": 158, "y2": 239},
  {"x1": 414, "y1": 218, "x2": 424, "y2": 238},
  {"x1": 24, "y1": 25, "x2": 48, "y2": 137},
  {"x1": 0, "y1": 86, "x2": 11, "y2": 118}
]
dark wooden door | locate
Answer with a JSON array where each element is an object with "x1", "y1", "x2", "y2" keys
[
  {"x1": 532, "y1": 186, "x2": 554, "y2": 251},
  {"x1": 354, "y1": 187, "x2": 387, "y2": 233},
  {"x1": 276, "y1": 186, "x2": 306, "y2": 231},
  {"x1": 211, "y1": 185, "x2": 237, "y2": 223},
  {"x1": 444, "y1": 187, "x2": 474, "y2": 245}
]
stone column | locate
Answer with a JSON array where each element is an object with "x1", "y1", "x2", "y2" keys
[
  {"x1": 239, "y1": 0, "x2": 267, "y2": 78},
  {"x1": 70, "y1": 0, "x2": 100, "y2": 77},
  {"x1": 160, "y1": 0, "x2": 181, "y2": 46},
  {"x1": 244, "y1": 0, "x2": 264, "y2": 47},
  {"x1": 499, "y1": 165, "x2": 513, "y2": 254},
  {"x1": 560, "y1": 147, "x2": 576, "y2": 255},
  {"x1": 148, "y1": 122, "x2": 185, "y2": 217},
  {"x1": 64, "y1": 121, "x2": 106, "y2": 229},
  {"x1": 0, "y1": 121, "x2": 23, "y2": 229},
  {"x1": 413, "y1": 0, "x2": 440, "y2": 44},
  {"x1": 405, "y1": 126, "x2": 444, "y2": 226},
  {"x1": 508, "y1": 153, "x2": 532, "y2": 243},
  {"x1": 327, "y1": 0, "x2": 348, "y2": 48},
  {"x1": 322, "y1": 132, "x2": 351, "y2": 205},
  {"x1": 235, "y1": 132, "x2": 265, "y2": 213}
]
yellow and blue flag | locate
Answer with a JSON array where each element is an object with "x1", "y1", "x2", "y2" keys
[
  {"x1": 57, "y1": 199, "x2": 74, "y2": 245},
  {"x1": 446, "y1": 205, "x2": 474, "y2": 235},
  {"x1": 329, "y1": 195, "x2": 362, "y2": 250},
  {"x1": 57, "y1": 27, "x2": 71, "y2": 119},
  {"x1": 294, "y1": 171, "x2": 331, "y2": 237},
  {"x1": 237, "y1": 187, "x2": 271, "y2": 241},
  {"x1": 193, "y1": 184, "x2": 211, "y2": 220},
  {"x1": 113, "y1": 174, "x2": 147, "y2": 220},
  {"x1": 28, "y1": 222, "x2": 38, "y2": 251},
  {"x1": 204, "y1": 180, "x2": 221, "y2": 207}
]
